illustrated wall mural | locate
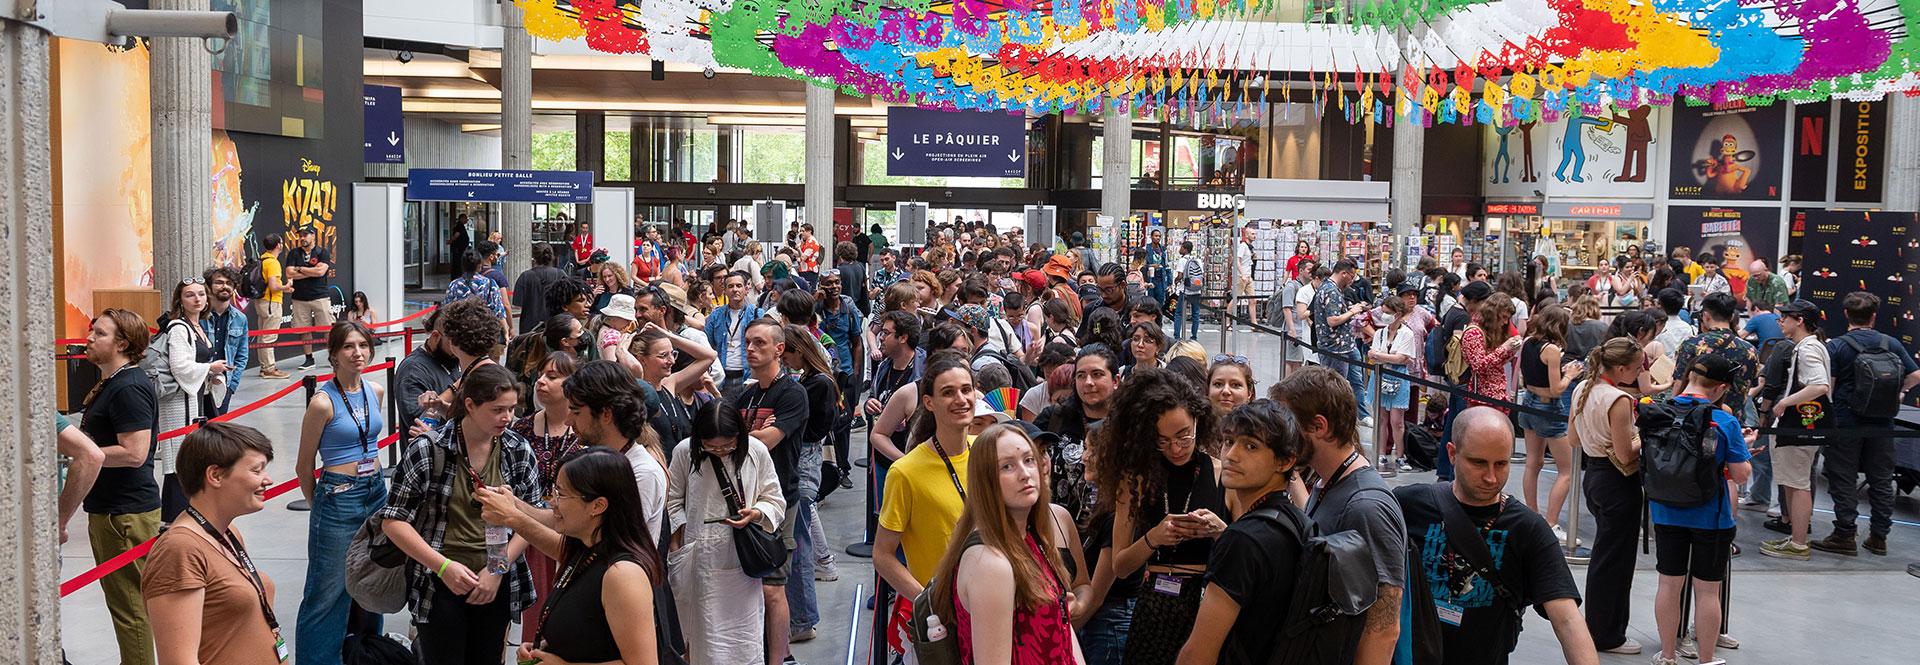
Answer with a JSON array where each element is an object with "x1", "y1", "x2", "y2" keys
[
  {"x1": 1483, "y1": 105, "x2": 1659, "y2": 198},
  {"x1": 54, "y1": 0, "x2": 361, "y2": 337}
]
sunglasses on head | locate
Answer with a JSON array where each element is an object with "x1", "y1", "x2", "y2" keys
[{"x1": 1212, "y1": 354, "x2": 1249, "y2": 365}]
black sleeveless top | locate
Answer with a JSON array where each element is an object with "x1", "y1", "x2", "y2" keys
[
  {"x1": 1136, "y1": 452, "x2": 1228, "y2": 568},
  {"x1": 1520, "y1": 338, "x2": 1551, "y2": 390},
  {"x1": 537, "y1": 552, "x2": 631, "y2": 663}
]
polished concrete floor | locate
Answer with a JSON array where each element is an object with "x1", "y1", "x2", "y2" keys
[{"x1": 59, "y1": 314, "x2": 1920, "y2": 664}]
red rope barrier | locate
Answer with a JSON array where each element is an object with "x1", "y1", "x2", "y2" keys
[
  {"x1": 60, "y1": 430, "x2": 405, "y2": 597},
  {"x1": 149, "y1": 360, "x2": 397, "y2": 443},
  {"x1": 54, "y1": 305, "x2": 437, "y2": 347}
]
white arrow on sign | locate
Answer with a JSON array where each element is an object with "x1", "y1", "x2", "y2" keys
[
  {"x1": 891, "y1": 148, "x2": 905, "y2": 160},
  {"x1": 387, "y1": 132, "x2": 400, "y2": 146},
  {"x1": 1008, "y1": 150, "x2": 1021, "y2": 163}
]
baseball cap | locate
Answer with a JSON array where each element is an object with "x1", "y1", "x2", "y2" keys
[
  {"x1": 1016, "y1": 270, "x2": 1048, "y2": 292},
  {"x1": 1778, "y1": 299, "x2": 1823, "y2": 322},
  {"x1": 1396, "y1": 281, "x2": 1421, "y2": 296},
  {"x1": 1461, "y1": 281, "x2": 1494, "y2": 302},
  {"x1": 1688, "y1": 353, "x2": 1739, "y2": 385}
]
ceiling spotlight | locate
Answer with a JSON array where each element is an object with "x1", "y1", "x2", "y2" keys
[{"x1": 395, "y1": 50, "x2": 413, "y2": 64}]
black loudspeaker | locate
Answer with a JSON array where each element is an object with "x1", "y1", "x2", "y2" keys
[{"x1": 651, "y1": 59, "x2": 665, "y2": 81}]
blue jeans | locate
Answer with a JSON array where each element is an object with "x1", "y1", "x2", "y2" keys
[
  {"x1": 786, "y1": 498, "x2": 819, "y2": 632},
  {"x1": 1324, "y1": 347, "x2": 1371, "y2": 419},
  {"x1": 296, "y1": 471, "x2": 387, "y2": 665},
  {"x1": 1173, "y1": 292, "x2": 1204, "y2": 340},
  {"x1": 1747, "y1": 447, "x2": 1773, "y2": 505},
  {"x1": 1080, "y1": 597, "x2": 1135, "y2": 665}
]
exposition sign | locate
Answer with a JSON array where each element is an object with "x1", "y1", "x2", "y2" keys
[
  {"x1": 1834, "y1": 100, "x2": 1887, "y2": 204},
  {"x1": 363, "y1": 85, "x2": 404, "y2": 164},
  {"x1": 406, "y1": 169, "x2": 594, "y2": 203},
  {"x1": 885, "y1": 107, "x2": 1027, "y2": 178}
]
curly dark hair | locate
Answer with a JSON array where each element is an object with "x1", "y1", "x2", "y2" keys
[
  {"x1": 440, "y1": 298, "x2": 503, "y2": 358},
  {"x1": 1096, "y1": 366, "x2": 1216, "y2": 530},
  {"x1": 564, "y1": 360, "x2": 654, "y2": 442},
  {"x1": 544, "y1": 277, "x2": 593, "y2": 318}
]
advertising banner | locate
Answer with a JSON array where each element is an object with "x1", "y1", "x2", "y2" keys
[
  {"x1": 1795, "y1": 210, "x2": 1917, "y2": 348},
  {"x1": 1665, "y1": 206, "x2": 1781, "y2": 302},
  {"x1": 1790, "y1": 102, "x2": 1831, "y2": 202},
  {"x1": 1668, "y1": 101, "x2": 1785, "y2": 200},
  {"x1": 1834, "y1": 100, "x2": 1888, "y2": 203},
  {"x1": 885, "y1": 107, "x2": 1028, "y2": 178}
]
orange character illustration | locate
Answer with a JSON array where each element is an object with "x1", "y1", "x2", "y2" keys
[{"x1": 1694, "y1": 133, "x2": 1755, "y2": 196}]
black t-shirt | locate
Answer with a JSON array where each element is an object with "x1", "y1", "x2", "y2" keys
[
  {"x1": 737, "y1": 375, "x2": 810, "y2": 505},
  {"x1": 82, "y1": 366, "x2": 160, "y2": 515},
  {"x1": 1206, "y1": 492, "x2": 1304, "y2": 665},
  {"x1": 284, "y1": 246, "x2": 332, "y2": 301},
  {"x1": 799, "y1": 372, "x2": 838, "y2": 444},
  {"x1": 1082, "y1": 511, "x2": 1142, "y2": 602},
  {"x1": 1393, "y1": 485, "x2": 1580, "y2": 665}
]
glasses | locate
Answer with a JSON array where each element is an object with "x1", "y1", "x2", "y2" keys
[
  {"x1": 1158, "y1": 433, "x2": 1197, "y2": 449},
  {"x1": 651, "y1": 349, "x2": 678, "y2": 361},
  {"x1": 545, "y1": 489, "x2": 589, "y2": 502},
  {"x1": 1213, "y1": 354, "x2": 1249, "y2": 365},
  {"x1": 179, "y1": 277, "x2": 205, "y2": 285}
]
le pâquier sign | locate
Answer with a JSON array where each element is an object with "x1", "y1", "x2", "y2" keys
[{"x1": 887, "y1": 107, "x2": 1027, "y2": 178}]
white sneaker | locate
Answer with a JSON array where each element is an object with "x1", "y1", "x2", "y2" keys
[
  {"x1": 1361, "y1": 416, "x2": 1375, "y2": 428},
  {"x1": 1603, "y1": 638, "x2": 1643, "y2": 655},
  {"x1": 1397, "y1": 458, "x2": 1415, "y2": 472},
  {"x1": 1551, "y1": 524, "x2": 1569, "y2": 546},
  {"x1": 1767, "y1": 505, "x2": 1782, "y2": 518}
]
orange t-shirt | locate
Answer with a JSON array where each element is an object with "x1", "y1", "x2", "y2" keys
[{"x1": 142, "y1": 527, "x2": 282, "y2": 665}]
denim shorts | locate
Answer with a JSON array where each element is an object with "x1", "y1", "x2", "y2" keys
[{"x1": 1517, "y1": 389, "x2": 1571, "y2": 438}]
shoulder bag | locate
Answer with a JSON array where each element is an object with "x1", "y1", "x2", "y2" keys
[{"x1": 708, "y1": 452, "x2": 788, "y2": 577}]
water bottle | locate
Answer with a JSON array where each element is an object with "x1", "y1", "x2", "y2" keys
[
  {"x1": 924, "y1": 613, "x2": 947, "y2": 642},
  {"x1": 485, "y1": 524, "x2": 511, "y2": 574}
]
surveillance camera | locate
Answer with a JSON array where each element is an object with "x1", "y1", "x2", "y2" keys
[
  {"x1": 703, "y1": 67, "x2": 716, "y2": 79},
  {"x1": 396, "y1": 50, "x2": 413, "y2": 64}
]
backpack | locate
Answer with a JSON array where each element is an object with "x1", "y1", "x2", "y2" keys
[
  {"x1": 1424, "y1": 314, "x2": 1463, "y2": 379},
  {"x1": 348, "y1": 434, "x2": 447, "y2": 615},
  {"x1": 907, "y1": 533, "x2": 982, "y2": 665},
  {"x1": 977, "y1": 347, "x2": 1039, "y2": 391},
  {"x1": 1245, "y1": 493, "x2": 1381, "y2": 665},
  {"x1": 1841, "y1": 335, "x2": 1908, "y2": 418},
  {"x1": 1637, "y1": 399, "x2": 1723, "y2": 508},
  {"x1": 140, "y1": 319, "x2": 191, "y2": 399},
  {"x1": 240, "y1": 256, "x2": 268, "y2": 300}
]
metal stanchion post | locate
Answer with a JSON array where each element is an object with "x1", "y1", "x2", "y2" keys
[
  {"x1": 384, "y1": 356, "x2": 400, "y2": 470},
  {"x1": 1368, "y1": 365, "x2": 1383, "y2": 463},
  {"x1": 289, "y1": 374, "x2": 320, "y2": 511},
  {"x1": 1564, "y1": 433, "x2": 1590, "y2": 564}
]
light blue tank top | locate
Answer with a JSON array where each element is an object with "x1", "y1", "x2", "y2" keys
[{"x1": 319, "y1": 380, "x2": 385, "y2": 467}]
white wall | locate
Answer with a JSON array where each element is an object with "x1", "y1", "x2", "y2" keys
[{"x1": 364, "y1": 0, "x2": 501, "y2": 48}]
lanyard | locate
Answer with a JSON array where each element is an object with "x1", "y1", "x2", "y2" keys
[
  {"x1": 1307, "y1": 451, "x2": 1363, "y2": 519},
  {"x1": 184, "y1": 506, "x2": 284, "y2": 657},
  {"x1": 928, "y1": 437, "x2": 966, "y2": 500},
  {"x1": 332, "y1": 379, "x2": 376, "y2": 462},
  {"x1": 453, "y1": 426, "x2": 498, "y2": 492},
  {"x1": 531, "y1": 550, "x2": 600, "y2": 651}
]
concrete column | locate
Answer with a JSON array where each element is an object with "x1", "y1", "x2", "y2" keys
[
  {"x1": 1101, "y1": 107, "x2": 1132, "y2": 222},
  {"x1": 499, "y1": 0, "x2": 533, "y2": 280},
  {"x1": 1885, "y1": 95, "x2": 1920, "y2": 211},
  {"x1": 805, "y1": 84, "x2": 834, "y2": 242},
  {"x1": 0, "y1": 17, "x2": 63, "y2": 661},
  {"x1": 1390, "y1": 116, "x2": 1424, "y2": 237},
  {"x1": 149, "y1": 0, "x2": 214, "y2": 290}
]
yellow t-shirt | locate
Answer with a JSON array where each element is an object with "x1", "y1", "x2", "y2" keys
[
  {"x1": 878, "y1": 436, "x2": 973, "y2": 585},
  {"x1": 1681, "y1": 261, "x2": 1705, "y2": 284},
  {"x1": 259, "y1": 253, "x2": 284, "y2": 304}
]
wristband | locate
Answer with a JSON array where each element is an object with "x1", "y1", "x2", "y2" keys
[{"x1": 436, "y1": 558, "x2": 451, "y2": 577}]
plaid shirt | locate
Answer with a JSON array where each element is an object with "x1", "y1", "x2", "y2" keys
[
  {"x1": 1671, "y1": 327, "x2": 1759, "y2": 421},
  {"x1": 374, "y1": 422, "x2": 547, "y2": 624},
  {"x1": 444, "y1": 275, "x2": 508, "y2": 320}
]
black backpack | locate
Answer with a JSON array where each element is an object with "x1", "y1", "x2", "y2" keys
[
  {"x1": 343, "y1": 632, "x2": 417, "y2": 665},
  {"x1": 1637, "y1": 399, "x2": 1723, "y2": 508},
  {"x1": 976, "y1": 347, "x2": 1039, "y2": 391},
  {"x1": 240, "y1": 255, "x2": 268, "y2": 300},
  {"x1": 1244, "y1": 492, "x2": 1381, "y2": 665},
  {"x1": 1841, "y1": 335, "x2": 1908, "y2": 418}
]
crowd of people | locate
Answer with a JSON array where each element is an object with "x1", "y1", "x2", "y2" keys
[{"x1": 55, "y1": 217, "x2": 1920, "y2": 665}]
